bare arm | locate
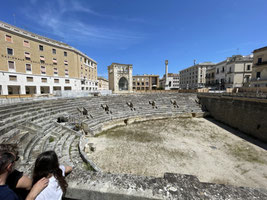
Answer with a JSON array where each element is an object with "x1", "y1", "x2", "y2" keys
[
  {"x1": 26, "y1": 178, "x2": 48, "y2": 200},
  {"x1": 16, "y1": 175, "x2": 32, "y2": 190},
  {"x1": 65, "y1": 166, "x2": 73, "y2": 174}
]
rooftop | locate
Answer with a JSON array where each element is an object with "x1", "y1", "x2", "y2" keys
[
  {"x1": 253, "y1": 46, "x2": 267, "y2": 53},
  {"x1": 0, "y1": 20, "x2": 97, "y2": 63}
]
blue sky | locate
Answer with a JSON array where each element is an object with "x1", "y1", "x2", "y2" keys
[{"x1": 1, "y1": 0, "x2": 267, "y2": 78}]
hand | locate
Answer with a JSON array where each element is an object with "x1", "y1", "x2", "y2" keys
[{"x1": 26, "y1": 178, "x2": 49, "y2": 200}]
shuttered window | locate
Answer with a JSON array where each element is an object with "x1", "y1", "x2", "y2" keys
[
  {"x1": 23, "y1": 40, "x2": 30, "y2": 47},
  {"x1": 26, "y1": 64, "x2": 32, "y2": 72},
  {"x1": 27, "y1": 77, "x2": 33, "y2": 82},
  {"x1": 9, "y1": 75, "x2": 17, "y2": 81},
  {"x1": 54, "y1": 68, "x2": 58, "y2": 75},
  {"x1": 8, "y1": 61, "x2": 15, "y2": 70},
  {"x1": 5, "y1": 35, "x2": 12, "y2": 42},
  {"x1": 41, "y1": 66, "x2": 46, "y2": 74}
]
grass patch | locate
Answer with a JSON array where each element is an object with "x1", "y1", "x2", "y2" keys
[
  {"x1": 175, "y1": 118, "x2": 199, "y2": 129},
  {"x1": 226, "y1": 142, "x2": 266, "y2": 164},
  {"x1": 211, "y1": 178, "x2": 231, "y2": 185},
  {"x1": 159, "y1": 147, "x2": 192, "y2": 160},
  {"x1": 84, "y1": 162, "x2": 95, "y2": 171},
  {"x1": 98, "y1": 128, "x2": 163, "y2": 143},
  {"x1": 49, "y1": 136, "x2": 55, "y2": 143}
]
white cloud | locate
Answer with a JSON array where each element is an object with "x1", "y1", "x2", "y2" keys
[{"x1": 24, "y1": 0, "x2": 145, "y2": 48}]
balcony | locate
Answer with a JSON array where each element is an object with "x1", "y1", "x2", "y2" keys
[
  {"x1": 251, "y1": 78, "x2": 267, "y2": 82},
  {"x1": 255, "y1": 61, "x2": 267, "y2": 66}
]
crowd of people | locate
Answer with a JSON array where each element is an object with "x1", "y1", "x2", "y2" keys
[{"x1": 0, "y1": 144, "x2": 72, "y2": 200}]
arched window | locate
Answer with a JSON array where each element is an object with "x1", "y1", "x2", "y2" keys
[{"x1": 118, "y1": 77, "x2": 128, "y2": 91}]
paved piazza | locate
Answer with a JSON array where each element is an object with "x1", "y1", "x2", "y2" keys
[{"x1": 87, "y1": 117, "x2": 267, "y2": 189}]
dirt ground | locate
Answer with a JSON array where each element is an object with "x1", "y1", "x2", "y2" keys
[{"x1": 86, "y1": 117, "x2": 267, "y2": 189}]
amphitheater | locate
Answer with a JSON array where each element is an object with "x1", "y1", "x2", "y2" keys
[{"x1": 0, "y1": 92, "x2": 267, "y2": 199}]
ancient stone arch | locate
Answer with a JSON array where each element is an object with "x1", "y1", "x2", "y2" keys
[{"x1": 118, "y1": 77, "x2": 128, "y2": 91}]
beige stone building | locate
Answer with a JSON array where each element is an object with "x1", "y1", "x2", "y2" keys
[
  {"x1": 133, "y1": 74, "x2": 159, "y2": 91},
  {"x1": 205, "y1": 66, "x2": 216, "y2": 88},
  {"x1": 108, "y1": 63, "x2": 133, "y2": 93},
  {"x1": 180, "y1": 62, "x2": 215, "y2": 89},
  {"x1": 224, "y1": 55, "x2": 253, "y2": 88},
  {"x1": 213, "y1": 55, "x2": 253, "y2": 89},
  {"x1": 97, "y1": 77, "x2": 109, "y2": 90},
  {"x1": 0, "y1": 21, "x2": 98, "y2": 95},
  {"x1": 160, "y1": 73, "x2": 180, "y2": 90},
  {"x1": 251, "y1": 46, "x2": 267, "y2": 87}
]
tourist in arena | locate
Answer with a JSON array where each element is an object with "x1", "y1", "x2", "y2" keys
[
  {"x1": 32, "y1": 151, "x2": 72, "y2": 200},
  {"x1": 0, "y1": 144, "x2": 32, "y2": 199},
  {"x1": 0, "y1": 151, "x2": 48, "y2": 200}
]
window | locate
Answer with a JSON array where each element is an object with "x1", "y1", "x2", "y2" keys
[
  {"x1": 52, "y1": 58, "x2": 57, "y2": 64},
  {"x1": 23, "y1": 40, "x2": 30, "y2": 47},
  {"x1": 40, "y1": 56, "x2": 45, "y2": 63},
  {"x1": 80, "y1": 57, "x2": 82, "y2": 61},
  {"x1": 54, "y1": 68, "x2": 58, "y2": 75},
  {"x1": 247, "y1": 65, "x2": 251, "y2": 70},
  {"x1": 52, "y1": 49, "x2": 56, "y2": 54},
  {"x1": 41, "y1": 66, "x2": 46, "y2": 74},
  {"x1": 39, "y1": 45, "x2": 43, "y2": 51},
  {"x1": 24, "y1": 52, "x2": 31, "y2": 60},
  {"x1": 26, "y1": 64, "x2": 32, "y2": 72},
  {"x1": 256, "y1": 72, "x2": 261, "y2": 79},
  {"x1": 258, "y1": 58, "x2": 262, "y2": 64},
  {"x1": 7, "y1": 48, "x2": 13, "y2": 55},
  {"x1": 64, "y1": 60, "x2": 68, "y2": 66},
  {"x1": 27, "y1": 77, "x2": 33, "y2": 82},
  {"x1": 64, "y1": 51, "x2": 67, "y2": 56},
  {"x1": 9, "y1": 75, "x2": 17, "y2": 81},
  {"x1": 8, "y1": 61, "x2": 15, "y2": 70},
  {"x1": 65, "y1": 79, "x2": 70, "y2": 84},
  {"x1": 41, "y1": 78, "x2": 47, "y2": 83},
  {"x1": 65, "y1": 69, "x2": 69, "y2": 76},
  {"x1": 54, "y1": 79, "x2": 59, "y2": 83},
  {"x1": 5, "y1": 35, "x2": 12, "y2": 42}
]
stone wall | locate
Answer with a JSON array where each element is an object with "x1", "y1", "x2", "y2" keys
[
  {"x1": 64, "y1": 171, "x2": 267, "y2": 200},
  {"x1": 198, "y1": 94, "x2": 267, "y2": 142}
]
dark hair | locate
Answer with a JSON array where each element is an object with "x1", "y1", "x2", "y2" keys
[
  {"x1": 32, "y1": 151, "x2": 68, "y2": 193},
  {"x1": 0, "y1": 151, "x2": 15, "y2": 175},
  {"x1": 0, "y1": 144, "x2": 19, "y2": 156}
]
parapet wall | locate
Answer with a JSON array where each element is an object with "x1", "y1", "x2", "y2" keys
[
  {"x1": 198, "y1": 94, "x2": 267, "y2": 142},
  {"x1": 65, "y1": 171, "x2": 267, "y2": 200}
]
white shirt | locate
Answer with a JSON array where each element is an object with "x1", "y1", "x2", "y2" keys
[{"x1": 35, "y1": 165, "x2": 65, "y2": 200}]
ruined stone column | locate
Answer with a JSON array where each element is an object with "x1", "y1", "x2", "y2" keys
[{"x1": 165, "y1": 60, "x2": 169, "y2": 90}]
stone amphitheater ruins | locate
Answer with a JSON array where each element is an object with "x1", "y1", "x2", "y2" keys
[{"x1": 0, "y1": 92, "x2": 267, "y2": 199}]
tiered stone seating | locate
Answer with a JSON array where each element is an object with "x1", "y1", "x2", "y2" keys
[
  {"x1": 0, "y1": 93, "x2": 202, "y2": 174},
  {"x1": 0, "y1": 93, "x2": 265, "y2": 199}
]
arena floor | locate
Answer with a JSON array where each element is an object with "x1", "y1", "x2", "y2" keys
[{"x1": 86, "y1": 117, "x2": 267, "y2": 189}]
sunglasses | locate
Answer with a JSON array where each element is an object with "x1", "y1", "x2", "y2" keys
[{"x1": 11, "y1": 155, "x2": 20, "y2": 163}]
